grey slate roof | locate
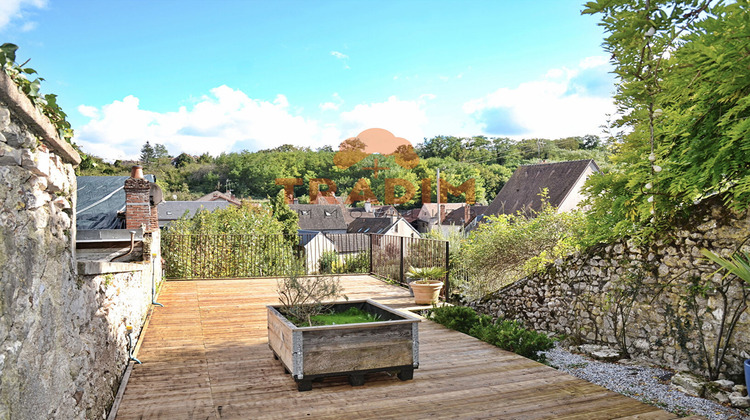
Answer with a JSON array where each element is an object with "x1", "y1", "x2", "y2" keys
[
  {"x1": 76, "y1": 175, "x2": 155, "y2": 230},
  {"x1": 289, "y1": 204, "x2": 348, "y2": 231},
  {"x1": 484, "y1": 159, "x2": 597, "y2": 218},
  {"x1": 158, "y1": 201, "x2": 234, "y2": 227},
  {"x1": 347, "y1": 217, "x2": 396, "y2": 234}
]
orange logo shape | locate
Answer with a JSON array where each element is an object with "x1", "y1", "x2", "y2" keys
[{"x1": 333, "y1": 128, "x2": 419, "y2": 171}]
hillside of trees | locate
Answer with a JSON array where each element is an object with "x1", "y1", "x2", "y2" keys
[{"x1": 77, "y1": 135, "x2": 611, "y2": 208}]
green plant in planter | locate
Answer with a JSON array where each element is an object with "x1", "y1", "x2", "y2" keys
[
  {"x1": 406, "y1": 266, "x2": 446, "y2": 283},
  {"x1": 277, "y1": 264, "x2": 346, "y2": 326}
]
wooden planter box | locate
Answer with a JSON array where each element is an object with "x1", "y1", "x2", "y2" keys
[{"x1": 267, "y1": 299, "x2": 420, "y2": 391}]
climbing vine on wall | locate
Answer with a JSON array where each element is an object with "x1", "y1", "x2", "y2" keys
[{"x1": 0, "y1": 43, "x2": 75, "y2": 145}]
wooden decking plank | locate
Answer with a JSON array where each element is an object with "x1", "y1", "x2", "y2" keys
[{"x1": 114, "y1": 276, "x2": 678, "y2": 420}]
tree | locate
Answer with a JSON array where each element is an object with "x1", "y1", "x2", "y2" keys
[
  {"x1": 173, "y1": 152, "x2": 195, "y2": 168},
  {"x1": 581, "y1": 0, "x2": 750, "y2": 242},
  {"x1": 269, "y1": 189, "x2": 299, "y2": 237},
  {"x1": 154, "y1": 143, "x2": 170, "y2": 159},
  {"x1": 140, "y1": 141, "x2": 155, "y2": 165}
]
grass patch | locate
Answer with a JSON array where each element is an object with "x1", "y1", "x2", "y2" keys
[{"x1": 287, "y1": 307, "x2": 382, "y2": 327}]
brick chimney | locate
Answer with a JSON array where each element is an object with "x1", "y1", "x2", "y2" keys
[
  {"x1": 439, "y1": 204, "x2": 446, "y2": 225},
  {"x1": 464, "y1": 203, "x2": 470, "y2": 226},
  {"x1": 124, "y1": 166, "x2": 158, "y2": 232}
]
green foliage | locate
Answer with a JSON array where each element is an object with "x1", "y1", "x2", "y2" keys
[
  {"x1": 319, "y1": 250, "x2": 369, "y2": 274},
  {"x1": 161, "y1": 203, "x2": 297, "y2": 278},
  {"x1": 428, "y1": 305, "x2": 554, "y2": 362},
  {"x1": 277, "y1": 265, "x2": 345, "y2": 326},
  {"x1": 406, "y1": 266, "x2": 446, "y2": 282},
  {"x1": 581, "y1": 1, "x2": 750, "y2": 243},
  {"x1": 426, "y1": 305, "x2": 479, "y2": 334},
  {"x1": 269, "y1": 189, "x2": 299, "y2": 237},
  {"x1": 342, "y1": 252, "x2": 369, "y2": 273},
  {"x1": 1, "y1": 43, "x2": 75, "y2": 146},
  {"x1": 319, "y1": 251, "x2": 338, "y2": 274},
  {"x1": 702, "y1": 249, "x2": 750, "y2": 286},
  {"x1": 140, "y1": 141, "x2": 170, "y2": 166},
  {"x1": 79, "y1": 134, "x2": 608, "y2": 206},
  {"x1": 457, "y1": 192, "x2": 585, "y2": 299}
]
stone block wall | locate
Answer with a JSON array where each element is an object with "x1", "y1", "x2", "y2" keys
[
  {"x1": 470, "y1": 197, "x2": 750, "y2": 380},
  {"x1": 0, "y1": 73, "x2": 161, "y2": 419}
]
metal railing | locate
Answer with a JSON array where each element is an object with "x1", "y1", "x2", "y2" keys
[
  {"x1": 162, "y1": 232, "x2": 449, "y2": 294},
  {"x1": 369, "y1": 234, "x2": 449, "y2": 295}
]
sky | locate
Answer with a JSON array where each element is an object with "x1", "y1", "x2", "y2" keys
[{"x1": 1, "y1": 0, "x2": 617, "y2": 161}]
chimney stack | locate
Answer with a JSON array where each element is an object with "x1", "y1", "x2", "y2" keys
[
  {"x1": 439, "y1": 204, "x2": 446, "y2": 224},
  {"x1": 124, "y1": 166, "x2": 158, "y2": 232},
  {"x1": 464, "y1": 203, "x2": 470, "y2": 226}
]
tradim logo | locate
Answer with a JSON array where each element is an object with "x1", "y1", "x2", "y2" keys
[
  {"x1": 334, "y1": 128, "x2": 419, "y2": 177},
  {"x1": 277, "y1": 128, "x2": 474, "y2": 205}
]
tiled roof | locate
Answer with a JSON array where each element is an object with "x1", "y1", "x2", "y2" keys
[{"x1": 441, "y1": 205, "x2": 488, "y2": 226}]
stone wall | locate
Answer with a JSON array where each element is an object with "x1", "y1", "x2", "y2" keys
[
  {"x1": 470, "y1": 197, "x2": 750, "y2": 380},
  {"x1": 0, "y1": 73, "x2": 161, "y2": 419}
]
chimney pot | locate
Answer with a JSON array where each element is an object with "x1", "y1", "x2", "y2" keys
[{"x1": 131, "y1": 165, "x2": 144, "y2": 179}]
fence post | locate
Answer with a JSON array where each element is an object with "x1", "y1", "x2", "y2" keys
[
  {"x1": 445, "y1": 241, "x2": 450, "y2": 301},
  {"x1": 399, "y1": 236, "x2": 405, "y2": 285},
  {"x1": 369, "y1": 234, "x2": 373, "y2": 274}
]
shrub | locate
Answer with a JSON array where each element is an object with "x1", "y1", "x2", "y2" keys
[
  {"x1": 427, "y1": 305, "x2": 478, "y2": 335},
  {"x1": 319, "y1": 251, "x2": 338, "y2": 274},
  {"x1": 341, "y1": 252, "x2": 369, "y2": 273},
  {"x1": 277, "y1": 264, "x2": 345, "y2": 326},
  {"x1": 428, "y1": 305, "x2": 554, "y2": 362},
  {"x1": 457, "y1": 192, "x2": 584, "y2": 299}
]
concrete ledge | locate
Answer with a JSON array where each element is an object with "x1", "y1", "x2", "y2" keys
[
  {"x1": 78, "y1": 261, "x2": 145, "y2": 276},
  {"x1": 0, "y1": 71, "x2": 81, "y2": 166}
]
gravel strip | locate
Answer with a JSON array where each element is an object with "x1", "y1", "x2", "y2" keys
[{"x1": 542, "y1": 344, "x2": 750, "y2": 420}]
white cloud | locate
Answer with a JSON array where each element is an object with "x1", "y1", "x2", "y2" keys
[
  {"x1": 0, "y1": 0, "x2": 45, "y2": 31},
  {"x1": 330, "y1": 51, "x2": 348, "y2": 60},
  {"x1": 319, "y1": 92, "x2": 343, "y2": 111},
  {"x1": 463, "y1": 57, "x2": 616, "y2": 139},
  {"x1": 338, "y1": 96, "x2": 429, "y2": 145},
  {"x1": 74, "y1": 86, "x2": 332, "y2": 161},
  {"x1": 77, "y1": 105, "x2": 99, "y2": 119}
]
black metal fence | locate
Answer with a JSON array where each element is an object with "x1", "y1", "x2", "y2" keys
[
  {"x1": 369, "y1": 234, "x2": 449, "y2": 295},
  {"x1": 162, "y1": 232, "x2": 449, "y2": 293}
]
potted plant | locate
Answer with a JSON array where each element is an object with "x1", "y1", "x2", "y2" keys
[
  {"x1": 701, "y1": 249, "x2": 750, "y2": 387},
  {"x1": 268, "y1": 269, "x2": 420, "y2": 391},
  {"x1": 406, "y1": 266, "x2": 446, "y2": 305}
]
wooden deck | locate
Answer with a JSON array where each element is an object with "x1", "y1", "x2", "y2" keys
[{"x1": 115, "y1": 275, "x2": 686, "y2": 419}]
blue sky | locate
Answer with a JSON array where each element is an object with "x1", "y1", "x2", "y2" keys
[{"x1": 2, "y1": 0, "x2": 616, "y2": 161}]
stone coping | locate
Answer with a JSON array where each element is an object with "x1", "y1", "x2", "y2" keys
[
  {"x1": 77, "y1": 261, "x2": 146, "y2": 276},
  {"x1": 0, "y1": 71, "x2": 81, "y2": 166}
]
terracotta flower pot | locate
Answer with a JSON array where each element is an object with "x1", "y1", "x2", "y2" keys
[{"x1": 410, "y1": 280, "x2": 443, "y2": 305}]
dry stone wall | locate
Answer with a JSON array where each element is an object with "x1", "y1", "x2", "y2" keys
[
  {"x1": 470, "y1": 197, "x2": 750, "y2": 380},
  {"x1": 0, "y1": 74, "x2": 159, "y2": 420}
]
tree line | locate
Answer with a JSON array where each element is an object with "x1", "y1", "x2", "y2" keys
[{"x1": 77, "y1": 135, "x2": 610, "y2": 207}]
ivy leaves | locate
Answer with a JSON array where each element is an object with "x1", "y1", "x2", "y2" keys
[{"x1": 1, "y1": 43, "x2": 74, "y2": 144}]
